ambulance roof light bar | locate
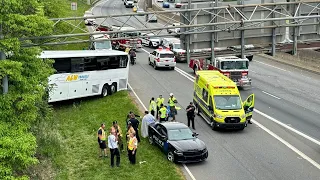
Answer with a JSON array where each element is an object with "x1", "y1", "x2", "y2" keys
[{"x1": 213, "y1": 86, "x2": 235, "y2": 89}]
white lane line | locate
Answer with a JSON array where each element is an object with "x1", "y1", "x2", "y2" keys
[
  {"x1": 127, "y1": 83, "x2": 197, "y2": 180},
  {"x1": 254, "y1": 109, "x2": 320, "y2": 146},
  {"x1": 255, "y1": 60, "x2": 289, "y2": 72},
  {"x1": 141, "y1": 48, "x2": 150, "y2": 54},
  {"x1": 172, "y1": 66, "x2": 320, "y2": 147},
  {"x1": 261, "y1": 91, "x2": 281, "y2": 100},
  {"x1": 252, "y1": 119, "x2": 320, "y2": 170}
]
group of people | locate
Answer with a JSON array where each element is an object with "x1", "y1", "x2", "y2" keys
[
  {"x1": 97, "y1": 115, "x2": 139, "y2": 168},
  {"x1": 96, "y1": 93, "x2": 200, "y2": 168},
  {"x1": 147, "y1": 93, "x2": 197, "y2": 130}
]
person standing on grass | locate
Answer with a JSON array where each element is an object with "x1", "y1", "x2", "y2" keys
[
  {"x1": 128, "y1": 114, "x2": 141, "y2": 143},
  {"x1": 141, "y1": 110, "x2": 156, "y2": 138},
  {"x1": 108, "y1": 130, "x2": 120, "y2": 168},
  {"x1": 97, "y1": 123, "x2": 108, "y2": 157},
  {"x1": 111, "y1": 121, "x2": 124, "y2": 152},
  {"x1": 127, "y1": 132, "x2": 138, "y2": 164}
]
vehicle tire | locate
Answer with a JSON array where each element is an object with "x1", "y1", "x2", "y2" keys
[
  {"x1": 148, "y1": 136, "x2": 154, "y2": 145},
  {"x1": 109, "y1": 83, "x2": 117, "y2": 95},
  {"x1": 101, "y1": 84, "x2": 109, "y2": 97},
  {"x1": 124, "y1": 2, "x2": 126, "y2": 5},
  {"x1": 148, "y1": 58, "x2": 152, "y2": 65},
  {"x1": 167, "y1": 151, "x2": 175, "y2": 162},
  {"x1": 149, "y1": 42, "x2": 153, "y2": 48},
  {"x1": 211, "y1": 121, "x2": 218, "y2": 131},
  {"x1": 153, "y1": 62, "x2": 158, "y2": 70},
  {"x1": 171, "y1": 67, "x2": 175, "y2": 70},
  {"x1": 193, "y1": 65, "x2": 198, "y2": 74}
]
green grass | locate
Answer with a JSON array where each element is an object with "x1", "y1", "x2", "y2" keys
[
  {"x1": 47, "y1": 0, "x2": 91, "y2": 50},
  {"x1": 40, "y1": 91, "x2": 184, "y2": 180}
]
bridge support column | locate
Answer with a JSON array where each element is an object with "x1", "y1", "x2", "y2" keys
[
  {"x1": 292, "y1": 27, "x2": 298, "y2": 56},
  {"x1": 271, "y1": 28, "x2": 276, "y2": 56},
  {"x1": 240, "y1": 19, "x2": 245, "y2": 59}
]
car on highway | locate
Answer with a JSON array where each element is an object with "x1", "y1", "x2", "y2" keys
[
  {"x1": 89, "y1": 34, "x2": 112, "y2": 50},
  {"x1": 148, "y1": 47, "x2": 176, "y2": 70},
  {"x1": 167, "y1": 23, "x2": 180, "y2": 34},
  {"x1": 84, "y1": 11, "x2": 96, "y2": 26},
  {"x1": 163, "y1": 2, "x2": 170, "y2": 8},
  {"x1": 148, "y1": 122, "x2": 208, "y2": 163},
  {"x1": 136, "y1": 8, "x2": 145, "y2": 15},
  {"x1": 175, "y1": 2, "x2": 182, "y2": 8},
  {"x1": 140, "y1": 32, "x2": 161, "y2": 48},
  {"x1": 146, "y1": 14, "x2": 158, "y2": 22},
  {"x1": 124, "y1": 0, "x2": 134, "y2": 8}
]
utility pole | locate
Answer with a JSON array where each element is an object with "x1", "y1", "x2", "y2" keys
[{"x1": 0, "y1": 0, "x2": 8, "y2": 94}]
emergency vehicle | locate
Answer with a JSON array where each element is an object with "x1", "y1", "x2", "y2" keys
[
  {"x1": 109, "y1": 26, "x2": 142, "y2": 51},
  {"x1": 189, "y1": 56, "x2": 251, "y2": 88},
  {"x1": 193, "y1": 70, "x2": 255, "y2": 130},
  {"x1": 89, "y1": 34, "x2": 112, "y2": 50},
  {"x1": 148, "y1": 47, "x2": 176, "y2": 70},
  {"x1": 160, "y1": 38, "x2": 186, "y2": 62}
]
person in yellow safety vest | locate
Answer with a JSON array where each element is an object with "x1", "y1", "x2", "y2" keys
[
  {"x1": 156, "y1": 95, "x2": 165, "y2": 119},
  {"x1": 243, "y1": 97, "x2": 253, "y2": 124},
  {"x1": 168, "y1": 93, "x2": 178, "y2": 121},
  {"x1": 127, "y1": 132, "x2": 138, "y2": 164},
  {"x1": 158, "y1": 104, "x2": 167, "y2": 122},
  {"x1": 149, "y1": 97, "x2": 157, "y2": 117},
  {"x1": 97, "y1": 123, "x2": 108, "y2": 157},
  {"x1": 125, "y1": 47, "x2": 130, "y2": 53}
]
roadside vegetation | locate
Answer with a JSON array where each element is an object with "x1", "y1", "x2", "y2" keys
[{"x1": 37, "y1": 91, "x2": 184, "y2": 179}]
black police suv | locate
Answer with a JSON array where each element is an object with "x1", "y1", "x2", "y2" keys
[{"x1": 148, "y1": 122, "x2": 208, "y2": 163}]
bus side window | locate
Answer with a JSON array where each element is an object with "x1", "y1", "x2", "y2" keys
[
  {"x1": 119, "y1": 55, "x2": 128, "y2": 68},
  {"x1": 71, "y1": 58, "x2": 84, "y2": 72},
  {"x1": 202, "y1": 88, "x2": 208, "y2": 103},
  {"x1": 108, "y1": 56, "x2": 120, "y2": 69},
  {"x1": 53, "y1": 58, "x2": 71, "y2": 73}
]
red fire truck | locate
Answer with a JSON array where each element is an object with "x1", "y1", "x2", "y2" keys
[
  {"x1": 189, "y1": 55, "x2": 251, "y2": 88},
  {"x1": 110, "y1": 26, "x2": 142, "y2": 51},
  {"x1": 95, "y1": 25, "x2": 142, "y2": 51}
]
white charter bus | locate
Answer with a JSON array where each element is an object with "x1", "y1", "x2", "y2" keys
[{"x1": 40, "y1": 50, "x2": 129, "y2": 102}]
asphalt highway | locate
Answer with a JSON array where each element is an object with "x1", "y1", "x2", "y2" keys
[{"x1": 91, "y1": 0, "x2": 320, "y2": 179}]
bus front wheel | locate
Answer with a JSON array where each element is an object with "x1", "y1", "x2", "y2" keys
[{"x1": 101, "y1": 84, "x2": 109, "y2": 97}]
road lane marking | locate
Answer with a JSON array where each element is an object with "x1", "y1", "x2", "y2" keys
[
  {"x1": 254, "y1": 60, "x2": 289, "y2": 72},
  {"x1": 127, "y1": 83, "x2": 197, "y2": 180},
  {"x1": 261, "y1": 91, "x2": 281, "y2": 100},
  {"x1": 172, "y1": 67, "x2": 320, "y2": 147},
  {"x1": 252, "y1": 119, "x2": 320, "y2": 170},
  {"x1": 254, "y1": 109, "x2": 320, "y2": 146}
]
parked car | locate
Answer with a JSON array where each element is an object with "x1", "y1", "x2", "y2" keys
[
  {"x1": 148, "y1": 122, "x2": 208, "y2": 163},
  {"x1": 124, "y1": 0, "x2": 134, "y2": 8},
  {"x1": 84, "y1": 11, "x2": 96, "y2": 26},
  {"x1": 163, "y1": 2, "x2": 170, "y2": 8},
  {"x1": 140, "y1": 32, "x2": 161, "y2": 48}
]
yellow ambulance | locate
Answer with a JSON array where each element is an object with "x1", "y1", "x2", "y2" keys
[{"x1": 193, "y1": 70, "x2": 255, "y2": 130}]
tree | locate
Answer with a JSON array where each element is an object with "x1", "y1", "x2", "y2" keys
[{"x1": 0, "y1": 0, "x2": 55, "y2": 179}]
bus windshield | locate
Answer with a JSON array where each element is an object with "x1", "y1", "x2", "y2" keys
[
  {"x1": 95, "y1": 41, "x2": 112, "y2": 50},
  {"x1": 214, "y1": 95, "x2": 242, "y2": 110},
  {"x1": 221, "y1": 61, "x2": 248, "y2": 70}
]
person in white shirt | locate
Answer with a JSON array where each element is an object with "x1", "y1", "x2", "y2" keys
[
  {"x1": 141, "y1": 111, "x2": 156, "y2": 138},
  {"x1": 108, "y1": 130, "x2": 120, "y2": 167}
]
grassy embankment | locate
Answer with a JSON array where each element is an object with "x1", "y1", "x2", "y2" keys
[{"x1": 29, "y1": 1, "x2": 185, "y2": 179}]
